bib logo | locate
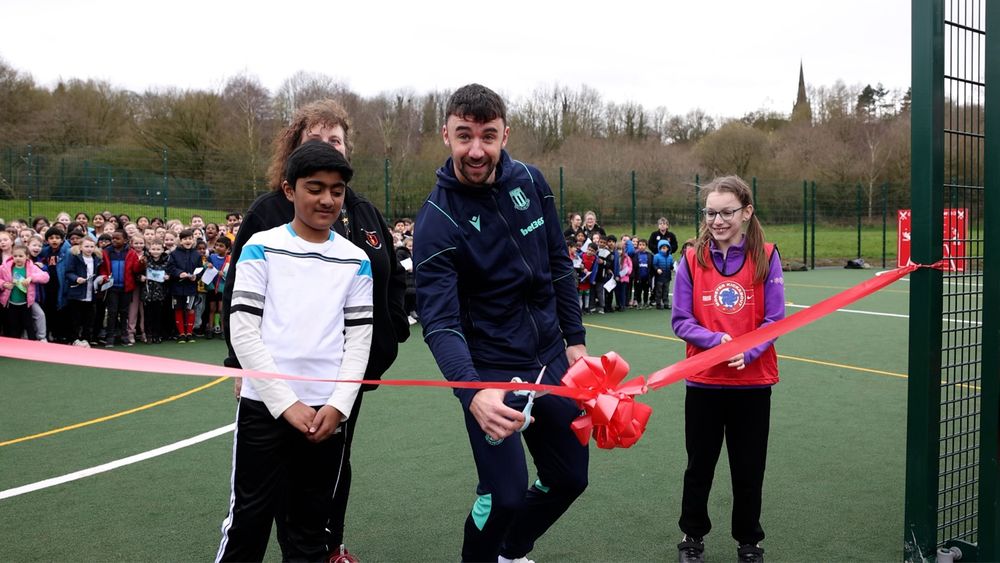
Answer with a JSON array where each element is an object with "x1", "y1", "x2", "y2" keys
[
  {"x1": 509, "y1": 187, "x2": 531, "y2": 211},
  {"x1": 712, "y1": 281, "x2": 747, "y2": 314},
  {"x1": 520, "y1": 217, "x2": 545, "y2": 236},
  {"x1": 364, "y1": 229, "x2": 382, "y2": 249}
]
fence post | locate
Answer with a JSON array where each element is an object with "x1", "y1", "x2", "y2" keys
[
  {"x1": 693, "y1": 174, "x2": 700, "y2": 238},
  {"x1": 802, "y1": 180, "x2": 808, "y2": 265},
  {"x1": 752, "y1": 176, "x2": 758, "y2": 208},
  {"x1": 161, "y1": 149, "x2": 168, "y2": 219},
  {"x1": 559, "y1": 166, "x2": 565, "y2": 223},
  {"x1": 59, "y1": 158, "x2": 65, "y2": 196},
  {"x1": 856, "y1": 183, "x2": 863, "y2": 259},
  {"x1": 26, "y1": 145, "x2": 33, "y2": 217},
  {"x1": 976, "y1": 3, "x2": 1000, "y2": 557},
  {"x1": 34, "y1": 151, "x2": 41, "y2": 211},
  {"x1": 904, "y1": 0, "x2": 945, "y2": 556},
  {"x1": 810, "y1": 181, "x2": 816, "y2": 270},
  {"x1": 882, "y1": 183, "x2": 888, "y2": 268},
  {"x1": 631, "y1": 170, "x2": 637, "y2": 236},
  {"x1": 384, "y1": 158, "x2": 391, "y2": 219}
]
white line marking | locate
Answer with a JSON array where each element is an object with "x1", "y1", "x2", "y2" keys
[
  {"x1": 0, "y1": 423, "x2": 234, "y2": 501},
  {"x1": 786, "y1": 304, "x2": 982, "y2": 325}
]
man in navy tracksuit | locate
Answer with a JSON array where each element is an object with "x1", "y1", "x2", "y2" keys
[{"x1": 414, "y1": 84, "x2": 589, "y2": 563}]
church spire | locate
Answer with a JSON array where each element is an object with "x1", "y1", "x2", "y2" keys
[{"x1": 792, "y1": 61, "x2": 813, "y2": 125}]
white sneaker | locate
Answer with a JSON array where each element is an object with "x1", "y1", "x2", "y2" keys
[
  {"x1": 72, "y1": 339, "x2": 90, "y2": 347},
  {"x1": 498, "y1": 557, "x2": 535, "y2": 563},
  {"x1": 407, "y1": 315, "x2": 418, "y2": 325}
]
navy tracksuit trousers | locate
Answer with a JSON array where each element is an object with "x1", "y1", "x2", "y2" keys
[{"x1": 460, "y1": 353, "x2": 589, "y2": 562}]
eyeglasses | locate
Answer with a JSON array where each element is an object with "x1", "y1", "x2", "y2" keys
[{"x1": 702, "y1": 207, "x2": 745, "y2": 221}]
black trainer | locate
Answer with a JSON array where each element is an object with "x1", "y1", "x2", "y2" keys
[
  {"x1": 737, "y1": 543, "x2": 764, "y2": 562},
  {"x1": 677, "y1": 535, "x2": 705, "y2": 563}
]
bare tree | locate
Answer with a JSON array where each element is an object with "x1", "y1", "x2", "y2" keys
[{"x1": 221, "y1": 73, "x2": 274, "y2": 196}]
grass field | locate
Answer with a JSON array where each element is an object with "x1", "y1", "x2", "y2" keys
[
  {"x1": 0, "y1": 200, "x2": 231, "y2": 228},
  {"x1": 0, "y1": 268, "x2": 914, "y2": 562}
]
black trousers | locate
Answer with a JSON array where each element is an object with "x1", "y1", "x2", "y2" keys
[
  {"x1": 460, "y1": 353, "x2": 589, "y2": 562},
  {"x1": 634, "y1": 278, "x2": 650, "y2": 305},
  {"x1": 216, "y1": 399, "x2": 346, "y2": 563},
  {"x1": 679, "y1": 385, "x2": 771, "y2": 545},
  {"x1": 3, "y1": 303, "x2": 32, "y2": 338},
  {"x1": 68, "y1": 299, "x2": 96, "y2": 342},
  {"x1": 104, "y1": 288, "x2": 131, "y2": 343},
  {"x1": 144, "y1": 299, "x2": 163, "y2": 339},
  {"x1": 324, "y1": 391, "x2": 363, "y2": 549}
]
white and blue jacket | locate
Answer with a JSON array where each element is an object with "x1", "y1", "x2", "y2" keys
[{"x1": 414, "y1": 151, "x2": 586, "y2": 408}]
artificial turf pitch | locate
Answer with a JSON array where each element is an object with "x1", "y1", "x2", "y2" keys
[{"x1": 0, "y1": 268, "x2": 910, "y2": 561}]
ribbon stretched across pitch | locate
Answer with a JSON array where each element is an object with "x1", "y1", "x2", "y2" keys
[
  {"x1": 644, "y1": 261, "x2": 942, "y2": 390},
  {"x1": 0, "y1": 262, "x2": 940, "y2": 449}
]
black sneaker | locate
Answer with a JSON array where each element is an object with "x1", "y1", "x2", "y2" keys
[
  {"x1": 678, "y1": 535, "x2": 705, "y2": 563},
  {"x1": 737, "y1": 543, "x2": 764, "y2": 563}
]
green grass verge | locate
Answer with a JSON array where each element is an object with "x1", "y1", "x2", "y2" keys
[{"x1": 0, "y1": 199, "x2": 230, "y2": 226}]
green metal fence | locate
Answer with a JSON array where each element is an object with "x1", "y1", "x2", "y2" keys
[
  {"x1": 905, "y1": 0, "x2": 997, "y2": 560},
  {"x1": 0, "y1": 144, "x2": 911, "y2": 264}
]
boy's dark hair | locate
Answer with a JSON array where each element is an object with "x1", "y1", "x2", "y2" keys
[
  {"x1": 44, "y1": 226, "x2": 65, "y2": 240},
  {"x1": 113, "y1": 228, "x2": 126, "y2": 236},
  {"x1": 606, "y1": 234, "x2": 617, "y2": 243},
  {"x1": 179, "y1": 228, "x2": 196, "y2": 239},
  {"x1": 191, "y1": 214, "x2": 203, "y2": 220},
  {"x1": 446, "y1": 84, "x2": 506, "y2": 124},
  {"x1": 214, "y1": 236, "x2": 232, "y2": 249},
  {"x1": 226, "y1": 212, "x2": 241, "y2": 221},
  {"x1": 637, "y1": 238, "x2": 648, "y2": 245},
  {"x1": 68, "y1": 228, "x2": 87, "y2": 239},
  {"x1": 98, "y1": 233, "x2": 112, "y2": 242},
  {"x1": 284, "y1": 140, "x2": 354, "y2": 187}
]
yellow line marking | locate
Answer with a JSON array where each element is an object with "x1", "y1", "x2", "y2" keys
[
  {"x1": 0, "y1": 377, "x2": 229, "y2": 448},
  {"x1": 583, "y1": 322, "x2": 981, "y2": 391}
]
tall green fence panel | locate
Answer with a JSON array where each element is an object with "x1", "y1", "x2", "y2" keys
[{"x1": 906, "y1": 0, "x2": 995, "y2": 560}]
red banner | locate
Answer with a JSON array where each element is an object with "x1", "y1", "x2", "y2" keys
[{"x1": 897, "y1": 208, "x2": 967, "y2": 271}]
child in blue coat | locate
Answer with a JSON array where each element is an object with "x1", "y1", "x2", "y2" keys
[{"x1": 653, "y1": 239, "x2": 674, "y2": 309}]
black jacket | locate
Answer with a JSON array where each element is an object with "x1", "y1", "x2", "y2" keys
[
  {"x1": 648, "y1": 229, "x2": 679, "y2": 256},
  {"x1": 222, "y1": 188, "x2": 409, "y2": 385},
  {"x1": 167, "y1": 247, "x2": 201, "y2": 296}
]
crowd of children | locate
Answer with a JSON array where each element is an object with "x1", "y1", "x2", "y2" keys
[
  {"x1": 566, "y1": 214, "x2": 687, "y2": 315},
  {"x1": 0, "y1": 210, "x2": 240, "y2": 346}
]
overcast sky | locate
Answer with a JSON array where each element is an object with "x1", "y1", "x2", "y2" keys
[{"x1": 2, "y1": 0, "x2": 910, "y2": 119}]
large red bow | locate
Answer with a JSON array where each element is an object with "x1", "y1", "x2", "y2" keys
[{"x1": 561, "y1": 353, "x2": 652, "y2": 449}]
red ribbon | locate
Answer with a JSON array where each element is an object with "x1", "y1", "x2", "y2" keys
[
  {"x1": 562, "y1": 353, "x2": 652, "y2": 449},
  {"x1": 0, "y1": 262, "x2": 940, "y2": 450},
  {"x1": 645, "y1": 261, "x2": 944, "y2": 389},
  {"x1": 0, "y1": 338, "x2": 593, "y2": 401}
]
